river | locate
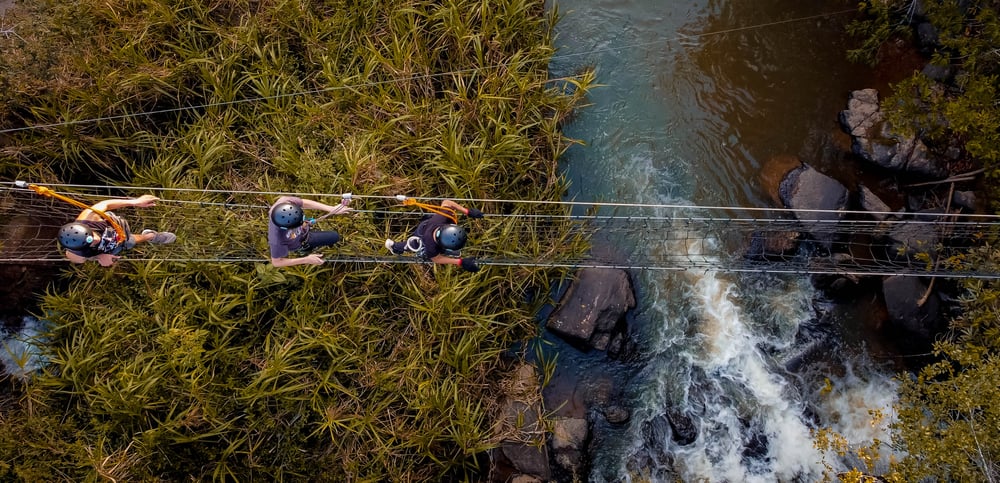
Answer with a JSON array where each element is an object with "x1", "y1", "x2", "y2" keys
[{"x1": 545, "y1": 0, "x2": 907, "y2": 480}]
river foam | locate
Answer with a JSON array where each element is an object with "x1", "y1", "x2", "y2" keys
[{"x1": 607, "y1": 229, "x2": 899, "y2": 482}]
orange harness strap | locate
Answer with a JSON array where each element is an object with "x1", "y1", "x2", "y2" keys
[
  {"x1": 26, "y1": 184, "x2": 127, "y2": 242},
  {"x1": 401, "y1": 198, "x2": 458, "y2": 224}
]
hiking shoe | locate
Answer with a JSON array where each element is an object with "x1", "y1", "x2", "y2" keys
[
  {"x1": 385, "y1": 238, "x2": 404, "y2": 255},
  {"x1": 142, "y1": 229, "x2": 177, "y2": 244}
]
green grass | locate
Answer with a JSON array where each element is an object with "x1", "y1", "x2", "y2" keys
[{"x1": 0, "y1": 0, "x2": 593, "y2": 479}]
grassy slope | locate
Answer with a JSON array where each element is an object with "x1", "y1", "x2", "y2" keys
[{"x1": 0, "y1": 0, "x2": 592, "y2": 479}]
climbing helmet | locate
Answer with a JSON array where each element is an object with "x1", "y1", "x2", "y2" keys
[{"x1": 271, "y1": 202, "x2": 305, "y2": 228}]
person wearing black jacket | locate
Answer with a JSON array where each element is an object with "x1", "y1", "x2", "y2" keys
[{"x1": 385, "y1": 199, "x2": 483, "y2": 272}]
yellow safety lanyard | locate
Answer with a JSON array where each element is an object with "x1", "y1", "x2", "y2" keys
[
  {"x1": 25, "y1": 183, "x2": 127, "y2": 242},
  {"x1": 401, "y1": 198, "x2": 458, "y2": 224}
]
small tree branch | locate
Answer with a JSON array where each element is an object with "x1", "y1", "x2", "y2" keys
[{"x1": 904, "y1": 168, "x2": 985, "y2": 188}]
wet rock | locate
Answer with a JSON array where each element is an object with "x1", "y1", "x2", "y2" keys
[
  {"x1": 810, "y1": 254, "x2": 867, "y2": 298},
  {"x1": 782, "y1": 340, "x2": 833, "y2": 373},
  {"x1": 888, "y1": 213, "x2": 941, "y2": 257},
  {"x1": 840, "y1": 89, "x2": 946, "y2": 177},
  {"x1": 644, "y1": 415, "x2": 672, "y2": 446},
  {"x1": 858, "y1": 184, "x2": 892, "y2": 221},
  {"x1": 902, "y1": 138, "x2": 945, "y2": 177},
  {"x1": 606, "y1": 332, "x2": 626, "y2": 360},
  {"x1": 839, "y1": 89, "x2": 881, "y2": 138},
  {"x1": 827, "y1": 275, "x2": 861, "y2": 297},
  {"x1": 759, "y1": 154, "x2": 803, "y2": 206},
  {"x1": 852, "y1": 131, "x2": 899, "y2": 169},
  {"x1": 499, "y1": 443, "x2": 550, "y2": 480},
  {"x1": 547, "y1": 268, "x2": 635, "y2": 352},
  {"x1": 779, "y1": 164, "x2": 848, "y2": 249},
  {"x1": 882, "y1": 275, "x2": 942, "y2": 349},
  {"x1": 602, "y1": 405, "x2": 630, "y2": 425},
  {"x1": 745, "y1": 230, "x2": 800, "y2": 261},
  {"x1": 581, "y1": 375, "x2": 615, "y2": 408},
  {"x1": 667, "y1": 410, "x2": 698, "y2": 446},
  {"x1": 492, "y1": 364, "x2": 550, "y2": 482},
  {"x1": 550, "y1": 417, "x2": 588, "y2": 475},
  {"x1": 952, "y1": 191, "x2": 976, "y2": 211}
]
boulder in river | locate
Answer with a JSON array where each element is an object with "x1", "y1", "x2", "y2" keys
[
  {"x1": 882, "y1": 275, "x2": 943, "y2": 350},
  {"x1": 547, "y1": 268, "x2": 635, "y2": 352},
  {"x1": 779, "y1": 164, "x2": 849, "y2": 249},
  {"x1": 839, "y1": 88, "x2": 946, "y2": 177}
]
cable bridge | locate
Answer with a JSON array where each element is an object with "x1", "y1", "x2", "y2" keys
[{"x1": 2, "y1": 183, "x2": 998, "y2": 279}]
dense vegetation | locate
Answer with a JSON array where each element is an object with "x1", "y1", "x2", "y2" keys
[
  {"x1": 0, "y1": 0, "x2": 593, "y2": 480},
  {"x1": 821, "y1": 1, "x2": 1000, "y2": 481},
  {"x1": 849, "y1": 0, "x2": 1000, "y2": 188}
]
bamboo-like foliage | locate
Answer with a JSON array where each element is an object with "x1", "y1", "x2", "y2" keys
[{"x1": 0, "y1": 0, "x2": 593, "y2": 479}]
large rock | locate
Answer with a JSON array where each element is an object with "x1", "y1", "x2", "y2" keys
[
  {"x1": 499, "y1": 442, "x2": 550, "y2": 480},
  {"x1": 745, "y1": 230, "x2": 800, "y2": 261},
  {"x1": 882, "y1": 276, "x2": 942, "y2": 349},
  {"x1": 839, "y1": 89, "x2": 946, "y2": 177},
  {"x1": 779, "y1": 164, "x2": 849, "y2": 249},
  {"x1": 492, "y1": 364, "x2": 551, "y2": 482},
  {"x1": 550, "y1": 418, "x2": 588, "y2": 475},
  {"x1": 547, "y1": 268, "x2": 635, "y2": 351},
  {"x1": 667, "y1": 409, "x2": 698, "y2": 446},
  {"x1": 839, "y1": 89, "x2": 882, "y2": 138},
  {"x1": 888, "y1": 212, "x2": 941, "y2": 258},
  {"x1": 952, "y1": 191, "x2": 977, "y2": 211},
  {"x1": 900, "y1": 136, "x2": 945, "y2": 177},
  {"x1": 759, "y1": 154, "x2": 804, "y2": 206},
  {"x1": 858, "y1": 184, "x2": 893, "y2": 221}
]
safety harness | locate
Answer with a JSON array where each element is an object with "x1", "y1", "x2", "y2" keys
[{"x1": 19, "y1": 181, "x2": 127, "y2": 243}]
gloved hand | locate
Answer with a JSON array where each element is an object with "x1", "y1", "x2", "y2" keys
[
  {"x1": 467, "y1": 208, "x2": 483, "y2": 219},
  {"x1": 460, "y1": 257, "x2": 480, "y2": 272}
]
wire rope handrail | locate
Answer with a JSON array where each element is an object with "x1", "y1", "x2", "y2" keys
[{"x1": 2, "y1": 181, "x2": 998, "y2": 279}]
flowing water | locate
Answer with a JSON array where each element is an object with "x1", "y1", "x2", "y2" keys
[{"x1": 546, "y1": 0, "x2": 906, "y2": 480}]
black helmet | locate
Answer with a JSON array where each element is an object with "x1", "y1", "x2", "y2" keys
[
  {"x1": 436, "y1": 224, "x2": 467, "y2": 251},
  {"x1": 58, "y1": 223, "x2": 94, "y2": 249},
  {"x1": 271, "y1": 202, "x2": 304, "y2": 228}
]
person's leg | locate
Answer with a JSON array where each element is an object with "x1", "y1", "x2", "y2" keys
[
  {"x1": 302, "y1": 230, "x2": 340, "y2": 250},
  {"x1": 125, "y1": 234, "x2": 140, "y2": 249},
  {"x1": 140, "y1": 229, "x2": 176, "y2": 244}
]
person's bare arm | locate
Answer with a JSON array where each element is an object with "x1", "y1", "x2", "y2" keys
[
  {"x1": 65, "y1": 251, "x2": 119, "y2": 266},
  {"x1": 271, "y1": 253, "x2": 325, "y2": 267},
  {"x1": 65, "y1": 251, "x2": 87, "y2": 264},
  {"x1": 93, "y1": 254, "x2": 120, "y2": 266},
  {"x1": 300, "y1": 198, "x2": 352, "y2": 215},
  {"x1": 441, "y1": 199, "x2": 469, "y2": 215},
  {"x1": 430, "y1": 254, "x2": 461, "y2": 266},
  {"x1": 431, "y1": 254, "x2": 480, "y2": 272},
  {"x1": 441, "y1": 199, "x2": 482, "y2": 218},
  {"x1": 78, "y1": 195, "x2": 159, "y2": 221}
]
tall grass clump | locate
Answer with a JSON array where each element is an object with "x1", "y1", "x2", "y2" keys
[{"x1": 0, "y1": 0, "x2": 593, "y2": 479}]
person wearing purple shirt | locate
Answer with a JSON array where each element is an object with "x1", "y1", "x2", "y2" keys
[{"x1": 268, "y1": 196, "x2": 352, "y2": 267}]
